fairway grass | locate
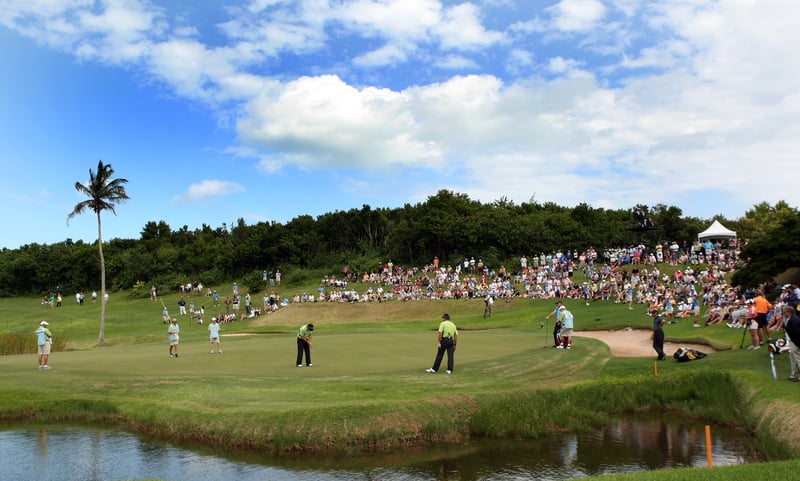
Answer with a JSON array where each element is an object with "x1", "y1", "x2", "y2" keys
[{"x1": 2, "y1": 288, "x2": 800, "y2": 481}]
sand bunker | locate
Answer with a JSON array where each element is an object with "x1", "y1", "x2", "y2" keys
[{"x1": 575, "y1": 329, "x2": 716, "y2": 357}]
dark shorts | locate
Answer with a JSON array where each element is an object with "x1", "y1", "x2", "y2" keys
[{"x1": 756, "y1": 313, "x2": 768, "y2": 328}]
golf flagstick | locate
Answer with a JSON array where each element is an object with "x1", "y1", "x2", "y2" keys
[
  {"x1": 769, "y1": 351, "x2": 778, "y2": 380},
  {"x1": 543, "y1": 318, "x2": 549, "y2": 348}
]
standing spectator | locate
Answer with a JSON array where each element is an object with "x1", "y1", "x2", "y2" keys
[
  {"x1": 426, "y1": 313, "x2": 458, "y2": 374},
  {"x1": 162, "y1": 306, "x2": 170, "y2": 324},
  {"x1": 484, "y1": 293, "x2": 494, "y2": 318},
  {"x1": 276, "y1": 270, "x2": 281, "y2": 287},
  {"x1": 783, "y1": 305, "x2": 800, "y2": 382},
  {"x1": 209, "y1": 317, "x2": 222, "y2": 354},
  {"x1": 782, "y1": 284, "x2": 798, "y2": 309},
  {"x1": 665, "y1": 296, "x2": 675, "y2": 324},
  {"x1": 691, "y1": 296, "x2": 701, "y2": 328},
  {"x1": 296, "y1": 323, "x2": 314, "y2": 367},
  {"x1": 91, "y1": 291, "x2": 97, "y2": 304},
  {"x1": 745, "y1": 300, "x2": 760, "y2": 350},
  {"x1": 178, "y1": 297, "x2": 187, "y2": 316},
  {"x1": 36, "y1": 321, "x2": 53, "y2": 370},
  {"x1": 753, "y1": 290, "x2": 772, "y2": 344},
  {"x1": 233, "y1": 282, "x2": 239, "y2": 296},
  {"x1": 651, "y1": 306, "x2": 666, "y2": 361},
  {"x1": 545, "y1": 300, "x2": 564, "y2": 348},
  {"x1": 168, "y1": 318, "x2": 180, "y2": 357},
  {"x1": 558, "y1": 306, "x2": 574, "y2": 349}
]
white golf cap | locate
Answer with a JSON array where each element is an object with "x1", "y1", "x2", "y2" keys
[{"x1": 40, "y1": 321, "x2": 49, "y2": 326}]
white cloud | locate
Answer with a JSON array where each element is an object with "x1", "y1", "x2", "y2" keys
[
  {"x1": 436, "y1": 54, "x2": 479, "y2": 70},
  {"x1": 353, "y1": 43, "x2": 408, "y2": 67},
  {"x1": 173, "y1": 180, "x2": 245, "y2": 203},
  {"x1": 505, "y1": 48, "x2": 534, "y2": 75},
  {"x1": 3, "y1": 0, "x2": 800, "y2": 220},
  {"x1": 548, "y1": 0, "x2": 608, "y2": 32},
  {"x1": 435, "y1": 3, "x2": 506, "y2": 50},
  {"x1": 335, "y1": 0, "x2": 442, "y2": 43},
  {"x1": 238, "y1": 74, "x2": 444, "y2": 170}
]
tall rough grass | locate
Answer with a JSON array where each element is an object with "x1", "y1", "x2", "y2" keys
[{"x1": 0, "y1": 332, "x2": 67, "y2": 355}]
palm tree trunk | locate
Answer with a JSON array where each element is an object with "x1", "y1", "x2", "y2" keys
[{"x1": 97, "y1": 211, "x2": 106, "y2": 347}]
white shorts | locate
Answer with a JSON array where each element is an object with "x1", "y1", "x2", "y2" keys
[{"x1": 38, "y1": 342, "x2": 51, "y2": 355}]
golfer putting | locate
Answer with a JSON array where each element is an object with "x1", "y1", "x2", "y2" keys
[
  {"x1": 426, "y1": 313, "x2": 458, "y2": 374},
  {"x1": 296, "y1": 323, "x2": 314, "y2": 367}
]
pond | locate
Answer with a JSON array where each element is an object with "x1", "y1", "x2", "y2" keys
[{"x1": 2, "y1": 419, "x2": 762, "y2": 481}]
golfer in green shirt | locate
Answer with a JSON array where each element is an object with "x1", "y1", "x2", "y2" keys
[
  {"x1": 426, "y1": 313, "x2": 458, "y2": 374},
  {"x1": 296, "y1": 323, "x2": 314, "y2": 367}
]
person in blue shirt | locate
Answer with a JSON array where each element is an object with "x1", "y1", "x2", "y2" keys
[
  {"x1": 545, "y1": 300, "x2": 564, "y2": 347},
  {"x1": 36, "y1": 321, "x2": 53, "y2": 370},
  {"x1": 691, "y1": 297, "x2": 701, "y2": 328},
  {"x1": 168, "y1": 318, "x2": 180, "y2": 358},
  {"x1": 209, "y1": 318, "x2": 222, "y2": 354},
  {"x1": 557, "y1": 306, "x2": 574, "y2": 349}
]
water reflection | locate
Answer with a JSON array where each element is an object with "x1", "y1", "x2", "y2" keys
[{"x1": 1, "y1": 419, "x2": 761, "y2": 481}]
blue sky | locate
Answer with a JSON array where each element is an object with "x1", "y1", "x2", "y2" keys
[{"x1": 1, "y1": 0, "x2": 798, "y2": 249}]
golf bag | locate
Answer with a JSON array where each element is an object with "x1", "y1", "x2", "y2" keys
[
  {"x1": 673, "y1": 347, "x2": 707, "y2": 362},
  {"x1": 553, "y1": 320, "x2": 563, "y2": 347},
  {"x1": 767, "y1": 338, "x2": 791, "y2": 355}
]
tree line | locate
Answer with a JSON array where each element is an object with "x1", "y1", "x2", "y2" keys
[{"x1": 0, "y1": 190, "x2": 794, "y2": 297}]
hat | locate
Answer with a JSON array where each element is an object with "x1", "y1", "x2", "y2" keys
[
  {"x1": 784, "y1": 284, "x2": 792, "y2": 289},
  {"x1": 40, "y1": 321, "x2": 49, "y2": 326},
  {"x1": 559, "y1": 306, "x2": 566, "y2": 311},
  {"x1": 746, "y1": 299, "x2": 753, "y2": 304},
  {"x1": 441, "y1": 313, "x2": 450, "y2": 320},
  {"x1": 211, "y1": 317, "x2": 217, "y2": 322},
  {"x1": 307, "y1": 323, "x2": 314, "y2": 331}
]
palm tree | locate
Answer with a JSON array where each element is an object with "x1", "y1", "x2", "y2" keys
[{"x1": 68, "y1": 161, "x2": 129, "y2": 346}]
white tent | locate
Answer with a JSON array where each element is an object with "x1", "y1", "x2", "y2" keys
[{"x1": 698, "y1": 220, "x2": 737, "y2": 241}]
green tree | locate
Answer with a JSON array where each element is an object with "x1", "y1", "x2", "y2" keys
[
  {"x1": 736, "y1": 201, "x2": 799, "y2": 241},
  {"x1": 67, "y1": 161, "x2": 130, "y2": 346},
  {"x1": 732, "y1": 211, "x2": 800, "y2": 288}
]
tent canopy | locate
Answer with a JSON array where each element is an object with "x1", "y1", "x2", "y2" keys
[{"x1": 698, "y1": 220, "x2": 736, "y2": 241}]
